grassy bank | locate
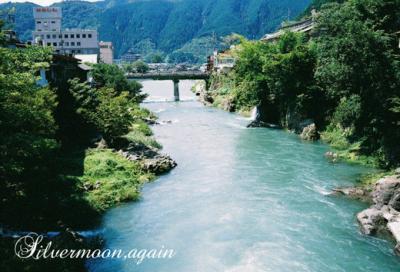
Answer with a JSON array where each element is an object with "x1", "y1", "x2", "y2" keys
[
  {"x1": 61, "y1": 118, "x2": 161, "y2": 215},
  {"x1": 80, "y1": 148, "x2": 154, "y2": 212}
]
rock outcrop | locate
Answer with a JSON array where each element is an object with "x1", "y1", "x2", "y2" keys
[
  {"x1": 142, "y1": 155, "x2": 177, "y2": 175},
  {"x1": 220, "y1": 97, "x2": 235, "y2": 112},
  {"x1": 194, "y1": 81, "x2": 214, "y2": 106},
  {"x1": 300, "y1": 123, "x2": 319, "y2": 141},
  {"x1": 356, "y1": 174, "x2": 400, "y2": 255},
  {"x1": 332, "y1": 187, "x2": 370, "y2": 202},
  {"x1": 113, "y1": 137, "x2": 177, "y2": 175}
]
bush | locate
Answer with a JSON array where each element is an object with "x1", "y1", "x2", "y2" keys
[{"x1": 332, "y1": 95, "x2": 361, "y2": 129}]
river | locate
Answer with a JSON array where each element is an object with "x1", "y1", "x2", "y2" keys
[{"x1": 88, "y1": 80, "x2": 400, "y2": 271}]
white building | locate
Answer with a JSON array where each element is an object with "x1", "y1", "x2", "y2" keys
[{"x1": 32, "y1": 7, "x2": 99, "y2": 63}]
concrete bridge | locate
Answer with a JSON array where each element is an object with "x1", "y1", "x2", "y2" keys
[{"x1": 127, "y1": 71, "x2": 210, "y2": 101}]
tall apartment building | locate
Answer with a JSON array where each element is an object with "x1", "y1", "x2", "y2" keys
[
  {"x1": 32, "y1": 7, "x2": 99, "y2": 62},
  {"x1": 99, "y1": 41, "x2": 114, "y2": 64}
]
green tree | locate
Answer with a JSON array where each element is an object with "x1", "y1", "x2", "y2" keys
[
  {"x1": 315, "y1": 0, "x2": 400, "y2": 165},
  {"x1": 148, "y1": 53, "x2": 164, "y2": 63},
  {"x1": 91, "y1": 63, "x2": 146, "y2": 102},
  {"x1": 0, "y1": 44, "x2": 60, "y2": 225},
  {"x1": 132, "y1": 60, "x2": 149, "y2": 73}
]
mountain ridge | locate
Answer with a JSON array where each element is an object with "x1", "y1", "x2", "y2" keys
[{"x1": 0, "y1": 0, "x2": 311, "y2": 62}]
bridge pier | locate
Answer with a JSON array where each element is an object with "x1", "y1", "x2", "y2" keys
[{"x1": 173, "y1": 79, "x2": 180, "y2": 101}]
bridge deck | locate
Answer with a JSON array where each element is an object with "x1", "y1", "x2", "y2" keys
[{"x1": 127, "y1": 71, "x2": 210, "y2": 80}]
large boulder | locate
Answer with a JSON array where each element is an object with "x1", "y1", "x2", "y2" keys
[
  {"x1": 221, "y1": 97, "x2": 235, "y2": 112},
  {"x1": 332, "y1": 187, "x2": 369, "y2": 202},
  {"x1": 300, "y1": 123, "x2": 319, "y2": 141},
  {"x1": 141, "y1": 155, "x2": 177, "y2": 175},
  {"x1": 112, "y1": 136, "x2": 177, "y2": 175},
  {"x1": 356, "y1": 175, "x2": 400, "y2": 255},
  {"x1": 372, "y1": 176, "x2": 400, "y2": 208},
  {"x1": 357, "y1": 207, "x2": 386, "y2": 235}
]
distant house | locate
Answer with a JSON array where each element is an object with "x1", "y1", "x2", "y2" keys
[
  {"x1": 261, "y1": 18, "x2": 315, "y2": 42},
  {"x1": 210, "y1": 49, "x2": 236, "y2": 74},
  {"x1": 261, "y1": 10, "x2": 317, "y2": 43},
  {"x1": 121, "y1": 50, "x2": 142, "y2": 63}
]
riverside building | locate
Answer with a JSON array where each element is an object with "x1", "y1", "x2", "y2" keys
[{"x1": 32, "y1": 7, "x2": 101, "y2": 63}]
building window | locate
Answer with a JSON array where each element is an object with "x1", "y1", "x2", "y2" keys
[
  {"x1": 77, "y1": 50, "x2": 81, "y2": 54},
  {"x1": 64, "y1": 34, "x2": 68, "y2": 39},
  {"x1": 76, "y1": 34, "x2": 80, "y2": 38},
  {"x1": 59, "y1": 42, "x2": 63, "y2": 46},
  {"x1": 71, "y1": 42, "x2": 75, "y2": 46},
  {"x1": 52, "y1": 34, "x2": 57, "y2": 39},
  {"x1": 46, "y1": 34, "x2": 51, "y2": 39},
  {"x1": 37, "y1": 21, "x2": 41, "y2": 24},
  {"x1": 71, "y1": 34, "x2": 75, "y2": 39},
  {"x1": 88, "y1": 34, "x2": 92, "y2": 38},
  {"x1": 53, "y1": 42, "x2": 57, "y2": 46},
  {"x1": 51, "y1": 21, "x2": 56, "y2": 24},
  {"x1": 59, "y1": 34, "x2": 62, "y2": 39},
  {"x1": 77, "y1": 42, "x2": 81, "y2": 46},
  {"x1": 65, "y1": 42, "x2": 69, "y2": 46},
  {"x1": 47, "y1": 42, "x2": 51, "y2": 46},
  {"x1": 82, "y1": 34, "x2": 86, "y2": 38}
]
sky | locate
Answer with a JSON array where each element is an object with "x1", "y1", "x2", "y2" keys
[{"x1": 0, "y1": 0, "x2": 101, "y2": 5}]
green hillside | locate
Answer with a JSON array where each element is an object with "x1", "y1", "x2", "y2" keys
[{"x1": 0, "y1": 0, "x2": 311, "y2": 62}]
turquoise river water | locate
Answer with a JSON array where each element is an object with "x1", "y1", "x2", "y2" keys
[{"x1": 88, "y1": 80, "x2": 400, "y2": 272}]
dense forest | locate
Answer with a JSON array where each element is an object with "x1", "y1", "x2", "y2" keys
[
  {"x1": 209, "y1": 0, "x2": 400, "y2": 168},
  {"x1": 0, "y1": 0, "x2": 311, "y2": 62}
]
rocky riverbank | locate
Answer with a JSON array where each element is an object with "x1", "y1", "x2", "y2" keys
[
  {"x1": 112, "y1": 136, "x2": 177, "y2": 175},
  {"x1": 197, "y1": 78, "x2": 400, "y2": 256},
  {"x1": 333, "y1": 169, "x2": 400, "y2": 255},
  {"x1": 195, "y1": 80, "x2": 320, "y2": 141}
]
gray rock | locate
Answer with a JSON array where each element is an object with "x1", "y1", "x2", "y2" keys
[
  {"x1": 333, "y1": 187, "x2": 369, "y2": 201},
  {"x1": 357, "y1": 207, "x2": 385, "y2": 235},
  {"x1": 356, "y1": 175, "x2": 400, "y2": 255},
  {"x1": 372, "y1": 176, "x2": 400, "y2": 208},
  {"x1": 300, "y1": 123, "x2": 319, "y2": 141},
  {"x1": 142, "y1": 155, "x2": 177, "y2": 175},
  {"x1": 221, "y1": 97, "x2": 235, "y2": 112},
  {"x1": 389, "y1": 193, "x2": 400, "y2": 211},
  {"x1": 201, "y1": 92, "x2": 214, "y2": 105}
]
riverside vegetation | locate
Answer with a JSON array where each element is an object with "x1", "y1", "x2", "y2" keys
[
  {"x1": 207, "y1": 0, "x2": 400, "y2": 170},
  {"x1": 0, "y1": 21, "x2": 176, "y2": 271},
  {"x1": 201, "y1": 0, "x2": 400, "y2": 254}
]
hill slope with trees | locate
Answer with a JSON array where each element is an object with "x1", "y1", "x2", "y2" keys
[{"x1": 0, "y1": 0, "x2": 311, "y2": 62}]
